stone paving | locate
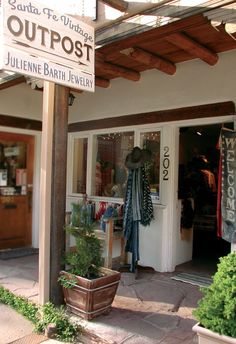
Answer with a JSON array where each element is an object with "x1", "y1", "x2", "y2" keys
[
  {"x1": 0, "y1": 255, "x2": 203, "y2": 343},
  {"x1": 75, "y1": 271, "x2": 201, "y2": 343}
]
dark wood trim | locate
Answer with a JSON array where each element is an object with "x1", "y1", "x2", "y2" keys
[
  {"x1": 165, "y1": 32, "x2": 218, "y2": 66},
  {"x1": 99, "y1": 0, "x2": 128, "y2": 12},
  {"x1": 0, "y1": 114, "x2": 42, "y2": 131},
  {"x1": 0, "y1": 76, "x2": 25, "y2": 90},
  {"x1": 0, "y1": 101, "x2": 234, "y2": 134},
  {"x1": 127, "y1": 47, "x2": 176, "y2": 75},
  {"x1": 69, "y1": 101, "x2": 235, "y2": 132}
]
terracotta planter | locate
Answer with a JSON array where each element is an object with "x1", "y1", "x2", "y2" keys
[
  {"x1": 60, "y1": 267, "x2": 121, "y2": 320},
  {"x1": 192, "y1": 323, "x2": 236, "y2": 344}
]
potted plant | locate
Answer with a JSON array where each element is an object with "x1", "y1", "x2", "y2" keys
[
  {"x1": 59, "y1": 200, "x2": 121, "y2": 320},
  {"x1": 192, "y1": 252, "x2": 236, "y2": 344}
]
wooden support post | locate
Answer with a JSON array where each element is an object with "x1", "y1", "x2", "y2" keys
[
  {"x1": 50, "y1": 84, "x2": 69, "y2": 305},
  {"x1": 39, "y1": 81, "x2": 55, "y2": 305}
]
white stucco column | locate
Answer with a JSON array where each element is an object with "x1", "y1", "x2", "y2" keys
[
  {"x1": 160, "y1": 125, "x2": 179, "y2": 272},
  {"x1": 38, "y1": 81, "x2": 55, "y2": 305}
]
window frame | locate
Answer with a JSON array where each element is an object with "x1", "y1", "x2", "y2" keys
[
  {"x1": 67, "y1": 125, "x2": 162, "y2": 204},
  {"x1": 137, "y1": 128, "x2": 162, "y2": 202}
]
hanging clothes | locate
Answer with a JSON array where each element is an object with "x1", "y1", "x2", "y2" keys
[{"x1": 123, "y1": 155, "x2": 154, "y2": 272}]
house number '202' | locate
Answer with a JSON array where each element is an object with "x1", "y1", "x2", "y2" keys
[{"x1": 163, "y1": 146, "x2": 170, "y2": 181}]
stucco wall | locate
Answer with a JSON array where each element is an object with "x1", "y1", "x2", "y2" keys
[
  {"x1": 0, "y1": 49, "x2": 235, "y2": 271},
  {"x1": 0, "y1": 50, "x2": 235, "y2": 122},
  {"x1": 69, "y1": 49, "x2": 236, "y2": 123}
]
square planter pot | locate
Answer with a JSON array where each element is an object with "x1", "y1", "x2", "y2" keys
[
  {"x1": 192, "y1": 323, "x2": 236, "y2": 344},
  {"x1": 60, "y1": 267, "x2": 121, "y2": 320}
]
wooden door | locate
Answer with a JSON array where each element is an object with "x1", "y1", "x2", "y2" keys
[{"x1": 0, "y1": 132, "x2": 34, "y2": 249}]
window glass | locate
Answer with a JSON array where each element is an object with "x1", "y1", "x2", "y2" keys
[
  {"x1": 140, "y1": 131, "x2": 161, "y2": 200},
  {"x1": 92, "y1": 132, "x2": 134, "y2": 198},
  {"x1": 72, "y1": 137, "x2": 88, "y2": 194}
]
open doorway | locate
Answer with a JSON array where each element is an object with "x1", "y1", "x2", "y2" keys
[{"x1": 178, "y1": 123, "x2": 231, "y2": 275}]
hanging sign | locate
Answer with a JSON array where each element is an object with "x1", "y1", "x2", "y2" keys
[
  {"x1": 220, "y1": 128, "x2": 236, "y2": 243},
  {"x1": 0, "y1": 0, "x2": 95, "y2": 92}
]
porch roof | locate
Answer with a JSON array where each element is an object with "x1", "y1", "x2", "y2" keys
[
  {"x1": 1, "y1": 1, "x2": 236, "y2": 90},
  {"x1": 95, "y1": 7, "x2": 236, "y2": 85}
]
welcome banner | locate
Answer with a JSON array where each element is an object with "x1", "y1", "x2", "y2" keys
[{"x1": 220, "y1": 128, "x2": 236, "y2": 243}]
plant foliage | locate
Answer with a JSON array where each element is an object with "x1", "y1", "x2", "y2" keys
[
  {"x1": 61, "y1": 201, "x2": 103, "y2": 280},
  {"x1": 0, "y1": 285, "x2": 38, "y2": 323},
  {"x1": 0, "y1": 286, "x2": 80, "y2": 342},
  {"x1": 35, "y1": 302, "x2": 81, "y2": 342},
  {"x1": 193, "y1": 252, "x2": 236, "y2": 338}
]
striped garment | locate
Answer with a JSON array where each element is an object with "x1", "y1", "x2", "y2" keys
[{"x1": 123, "y1": 166, "x2": 154, "y2": 272}]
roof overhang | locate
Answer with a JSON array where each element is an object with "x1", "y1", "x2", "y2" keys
[{"x1": 0, "y1": 0, "x2": 236, "y2": 91}]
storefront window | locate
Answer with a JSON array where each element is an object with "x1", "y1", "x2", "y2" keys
[
  {"x1": 72, "y1": 137, "x2": 88, "y2": 194},
  {"x1": 140, "y1": 131, "x2": 161, "y2": 200},
  {"x1": 92, "y1": 131, "x2": 134, "y2": 198}
]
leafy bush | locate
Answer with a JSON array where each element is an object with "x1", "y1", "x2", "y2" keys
[
  {"x1": 62, "y1": 201, "x2": 103, "y2": 279},
  {"x1": 0, "y1": 286, "x2": 80, "y2": 342},
  {"x1": 35, "y1": 302, "x2": 81, "y2": 342},
  {"x1": 193, "y1": 252, "x2": 236, "y2": 338},
  {"x1": 0, "y1": 286, "x2": 38, "y2": 323}
]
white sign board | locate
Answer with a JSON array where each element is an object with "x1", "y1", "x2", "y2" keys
[{"x1": 0, "y1": 0, "x2": 95, "y2": 92}]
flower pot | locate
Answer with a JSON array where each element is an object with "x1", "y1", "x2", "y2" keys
[
  {"x1": 192, "y1": 323, "x2": 236, "y2": 344},
  {"x1": 60, "y1": 267, "x2": 121, "y2": 320}
]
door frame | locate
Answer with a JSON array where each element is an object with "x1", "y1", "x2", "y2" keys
[{"x1": 172, "y1": 115, "x2": 234, "y2": 269}]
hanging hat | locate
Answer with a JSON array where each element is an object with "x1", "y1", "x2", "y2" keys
[{"x1": 125, "y1": 146, "x2": 152, "y2": 170}]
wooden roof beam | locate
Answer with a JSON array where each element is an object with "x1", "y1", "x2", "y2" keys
[
  {"x1": 95, "y1": 77, "x2": 110, "y2": 88},
  {"x1": 165, "y1": 32, "x2": 218, "y2": 65},
  {"x1": 0, "y1": 75, "x2": 25, "y2": 90},
  {"x1": 96, "y1": 59, "x2": 140, "y2": 81},
  {"x1": 123, "y1": 47, "x2": 176, "y2": 75},
  {"x1": 99, "y1": 0, "x2": 128, "y2": 12}
]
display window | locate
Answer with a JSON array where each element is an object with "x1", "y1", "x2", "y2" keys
[
  {"x1": 91, "y1": 131, "x2": 134, "y2": 198},
  {"x1": 71, "y1": 137, "x2": 88, "y2": 194},
  {"x1": 68, "y1": 127, "x2": 161, "y2": 203},
  {"x1": 140, "y1": 130, "x2": 161, "y2": 200}
]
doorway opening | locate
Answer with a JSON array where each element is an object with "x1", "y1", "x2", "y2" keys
[{"x1": 177, "y1": 123, "x2": 231, "y2": 275}]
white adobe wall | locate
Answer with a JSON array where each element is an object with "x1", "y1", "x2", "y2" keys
[
  {"x1": 0, "y1": 50, "x2": 235, "y2": 271},
  {"x1": 0, "y1": 50, "x2": 235, "y2": 122},
  {"x1": 69, "y1": 49, "x2": 236, "y2": 122}
]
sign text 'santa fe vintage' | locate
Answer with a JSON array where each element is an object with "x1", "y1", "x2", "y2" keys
[{"x1": 0, "y1": 0, "x2": 95, "y2": 92}]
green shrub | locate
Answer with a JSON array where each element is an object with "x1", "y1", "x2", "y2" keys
[
  {"x1": 62, "y1": 201, "x2": 103, "y2": 280},
  {"x1": 0, "y1": 286, "x2": 38, "y2": 323},
  {"x1": 0, "y1": 286, "x2": 80, "y2": 342},
  {"x1": 35, "y1": 302, "x2": 81, "y2": 342},
  {"x1": 193, "y1": 252, "x2": 236, "y2": 338}
]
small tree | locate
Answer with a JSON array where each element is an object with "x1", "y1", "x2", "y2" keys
[
  {"x1": 62, "y1": 202, "x2": 102, "y2": 279},
  {"x1": 193, "y1": 252, "x2": 236, "y2": 338}
]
